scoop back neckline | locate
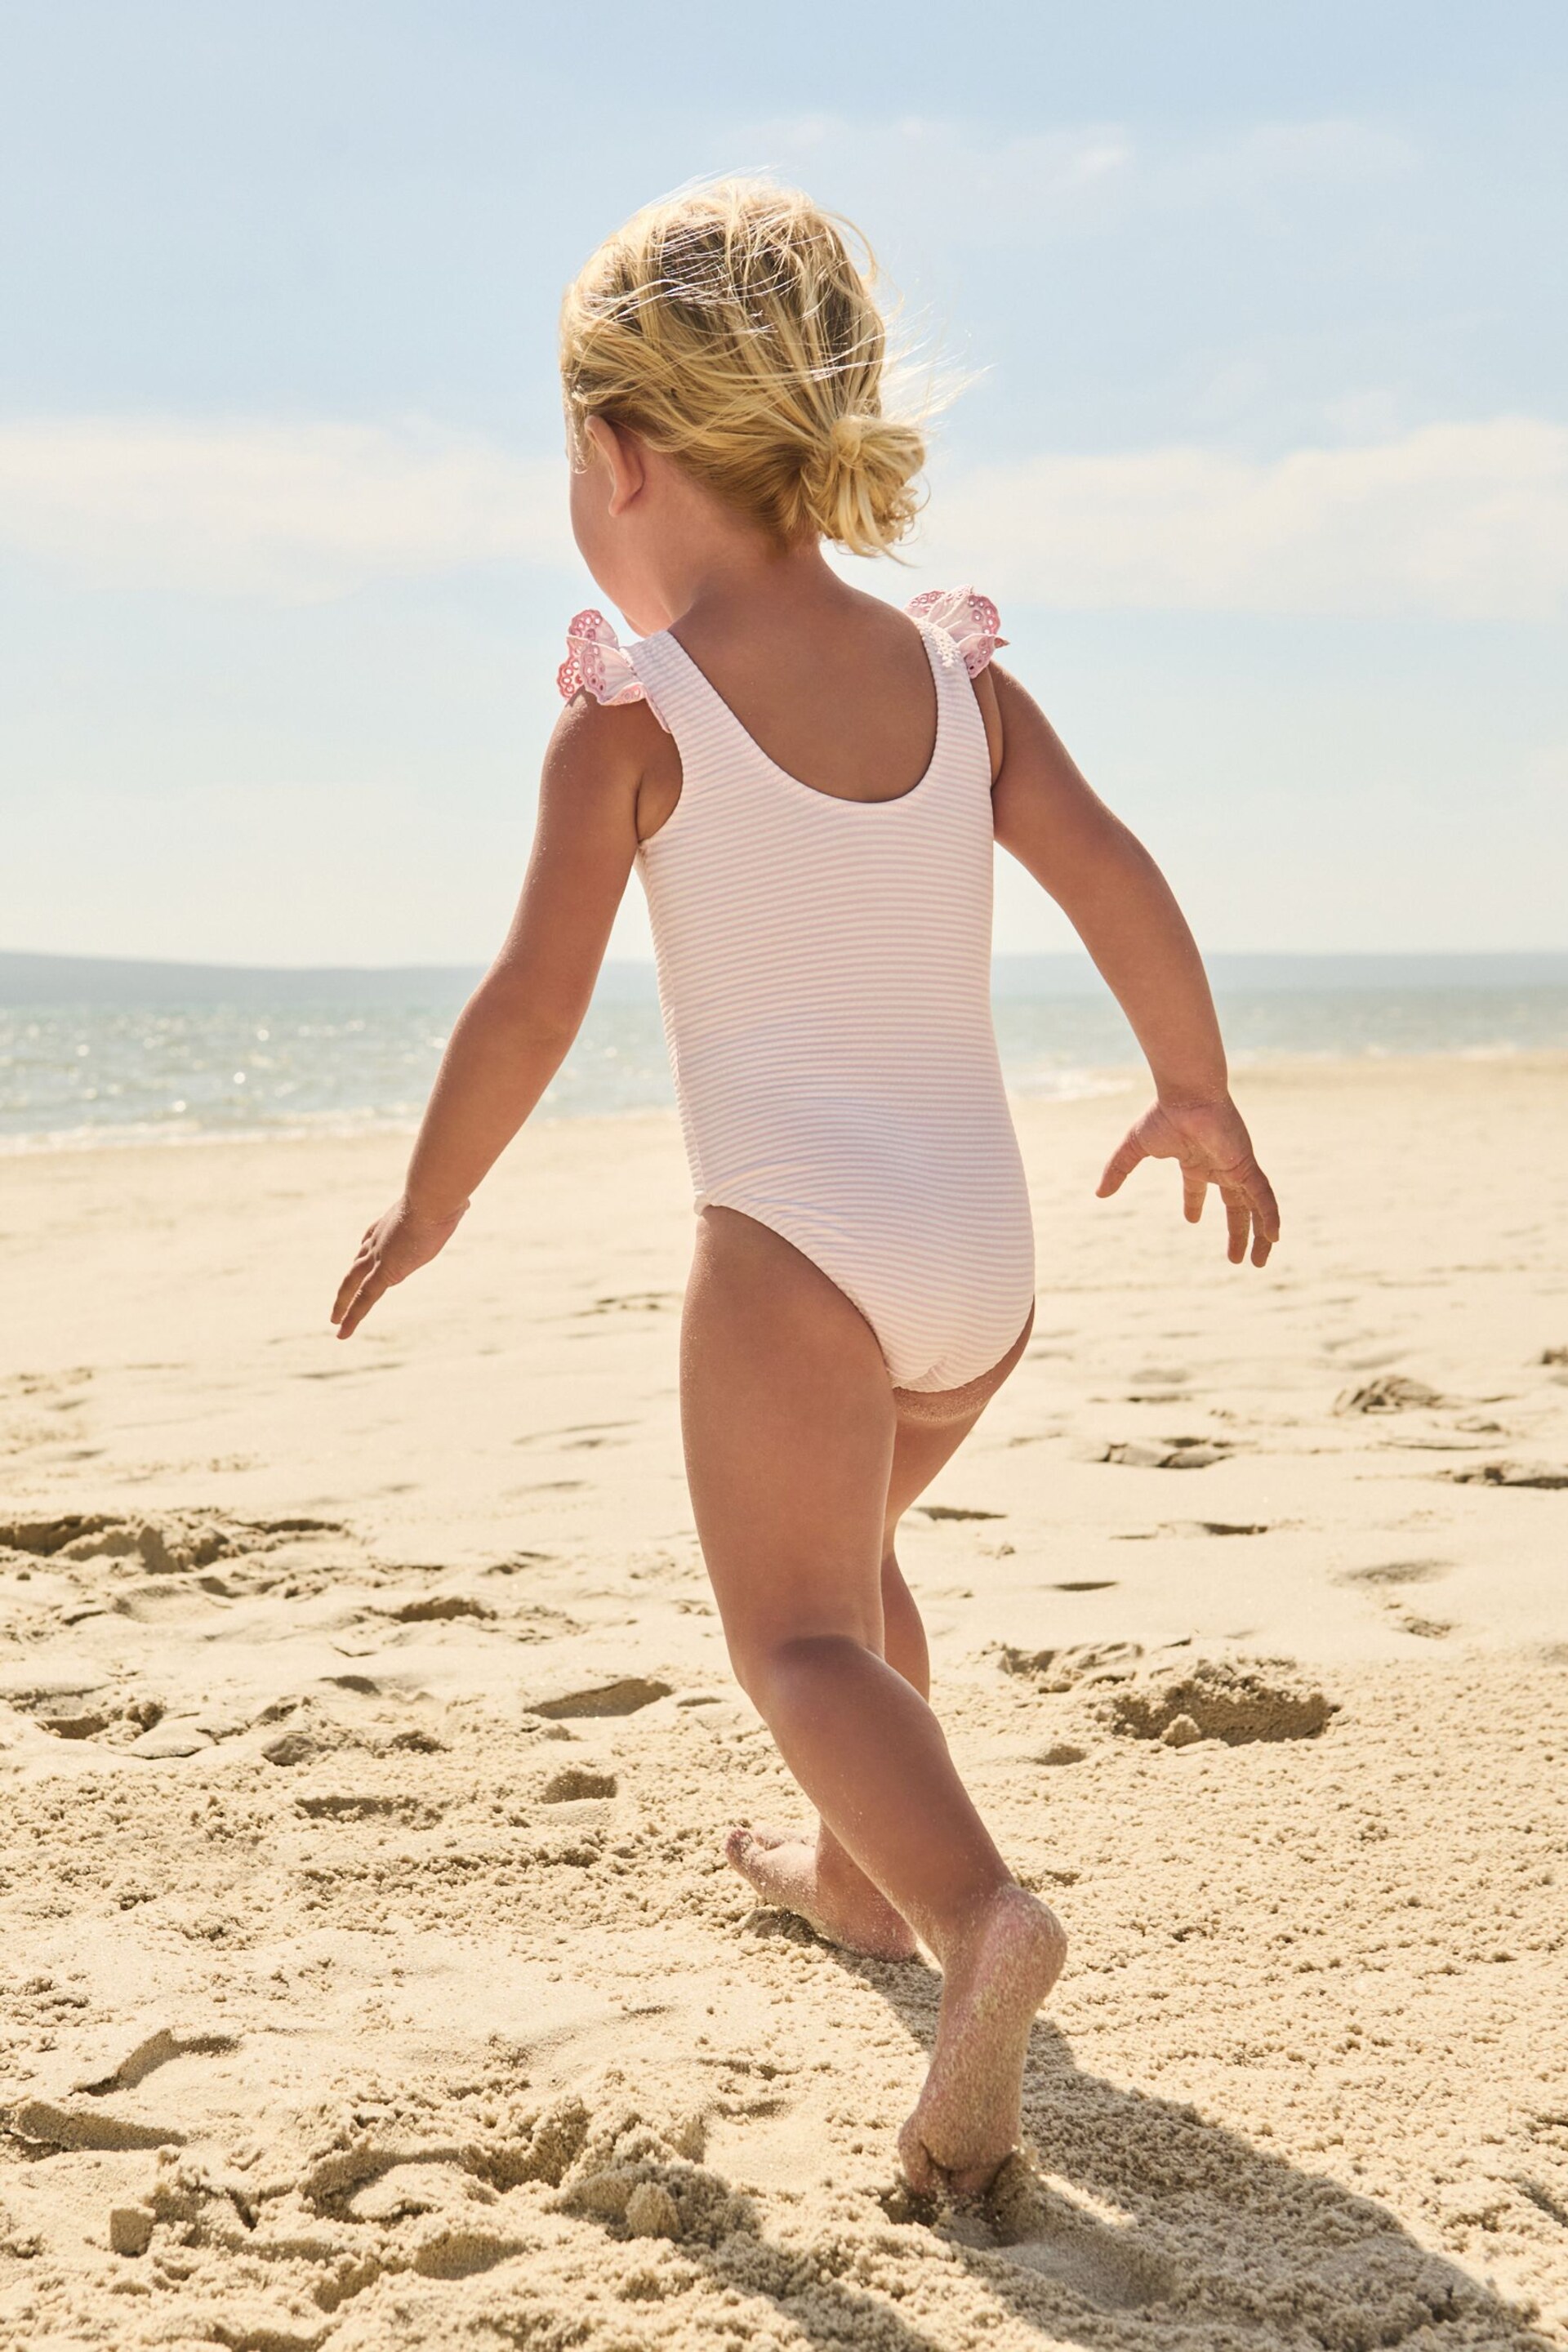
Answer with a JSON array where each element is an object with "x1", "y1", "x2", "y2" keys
[{"x1": 653, "y1": 616, "x2": 947, "y2": 811}]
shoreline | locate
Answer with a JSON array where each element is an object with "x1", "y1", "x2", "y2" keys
[{"x1": 3, "y1": 1044, "x2": 1566, "y2": 1159}]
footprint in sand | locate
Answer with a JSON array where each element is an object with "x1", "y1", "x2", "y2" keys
[
  {"x1": 9, "y1": 2099, "x2": 184, "y2": 2154},
  {"x1": 74, "y1": 2025, "x2": 238, "y2": 2096},
  {"x1": 541, "y1": 1766, "x2": 618, "y2": 1802},
  {"x1": 1334, "y1": 1373, "x2": 1446, "y2": 1414},
  {"x1": 915, "y1": 1503, "x2": 1005, "y2": 1522},
  {"x1": 978, "y1": 2216, "x2": 1177, "y2": 2310},
  {"x1": 996, "y1": 1641, "x2": 1144, "y2": 1694},
  {"x1": 13, "y1": 2025, "x2": 238, "y2": 2157},
  {"x1": 523, "y1": 1677, "x2": 673, "y2": 1721},
  {"x1": 387, "y1": 1593, "x2": 497, "y2": 1624},
  {"x1": 295, "y1": 1792, "x2": 443, "y2": 1824},
  {"x1": 0, "y1": 1675, "x2": 229, "y2": 1756},
  {"x1": 1105, "y1": 1658, "x2": 1336, "y2": 1746},
  {"x1": 0, "y1": 1670, "x2": 118, "y2": 1739},
  {"x1": 1447, "y1": 1460, "x2": 1568, "y2": 1489},
  {"x1": 111, "y1": 1579, "x2": 228, "y2": 1625},
  {"x1": 1125, "y1": 1366, "x2": 1192, "y2": 1404},
  {"x1": 1, "y1": 1515, "x2": 351, "y2": 1613},
  {"x1": 1336, "y1": 1558, "x2": 1451, "y2": 1588},
  {"x1": 578, "y1": 1291, "x2": 681, "y2": 1316},
  {"x1": 256, "y1": 1697, "x2": 354, "y2": 1768},
  {"x1": 1, "y1": 1512, "x2": 233, "y2": 1572},
  {"x1": 890, "y1": 2161, "x2": 1179, "y2": 2312},
  {"x1": 1160, "y1": 1519, "x2": 1272, "y2": 1539},
  {"x1": 1078, "y1": 1438, "x2": 1233, "y2": 1470}
]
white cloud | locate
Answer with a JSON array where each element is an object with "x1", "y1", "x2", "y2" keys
[
  {"x1": 737, "y1": 112, "x2": 1414, "y2": 247},
  {"x1": 1, "y1": 412, "x2": 1564, "y2": 624},
  {"x1": 924, "y1": 419, "x2": 1568, "y2": 621},
  {"x1": 0, "y1": 419, "x2": 572, "y2": 599},
  {"x1": 742, "y1": 116, "x2": 1137, "y2": 243},
  {"x1": 1165, "y1": 117, "x2": 1415, "y2": 199}
]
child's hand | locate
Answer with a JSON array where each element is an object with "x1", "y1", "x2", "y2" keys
[
  {"x1": 331, "y1": 1196, "x2": 468, "y2": 1339},
  {"x1": 1096, "y1": 1096, "x2": 1280, "y2": 1267}
]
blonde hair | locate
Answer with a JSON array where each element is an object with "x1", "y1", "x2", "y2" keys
[{"x1": 559, "y1": 179, "x2": 925, "y2": 559}]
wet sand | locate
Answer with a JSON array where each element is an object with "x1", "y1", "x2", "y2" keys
[{"x1": 2, "y1": 1055, "x2": 1566, "y2": 2349}]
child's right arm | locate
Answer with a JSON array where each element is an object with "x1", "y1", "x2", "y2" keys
[
  {"x1": 982, "y1": 666, "x2": 1281, "y2": 1268},
  {"x1": 330, "y1": 695, "x2": 657, "y2": 1337}
]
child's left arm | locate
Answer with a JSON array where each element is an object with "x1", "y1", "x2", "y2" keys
[
  {"x1": 331, "y1": 697, "x2": 651, "y2": 1337},
  {"x1": 980, "y1": 664, "x2": 1281, "y2": 1269}
]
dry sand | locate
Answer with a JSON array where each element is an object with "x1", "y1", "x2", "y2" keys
[{"x1": 2, "y1": 1054, "x2": 1566, "y2": 2350}]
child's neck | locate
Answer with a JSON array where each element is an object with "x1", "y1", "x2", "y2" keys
[{"x1": 648, "y1": 527, "x2": 849, "y2": 641}]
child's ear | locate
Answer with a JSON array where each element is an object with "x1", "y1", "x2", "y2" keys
[{"x1": 586, "y1": 416, "x2": 648, "y2": 518}]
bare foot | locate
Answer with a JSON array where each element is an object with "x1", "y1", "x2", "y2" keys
[
  {"x1": 725, "y1": 1823, "x2": 919, "y2": 1961},
  {"x1": 898, "y1": 1883, "x2": 1067, "y2": 2196}
]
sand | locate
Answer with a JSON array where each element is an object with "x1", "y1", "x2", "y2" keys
[{"x1": 2, "y1": 1053, "x2": 1566, "y2": 2350}]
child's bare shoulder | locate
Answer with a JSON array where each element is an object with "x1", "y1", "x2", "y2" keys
[
  {"x1": 548, "y1": 687, "x2": 665, "y2": 777},
  {"x1": 545, "y1": 690, "x2": 680, "y2": 847}
]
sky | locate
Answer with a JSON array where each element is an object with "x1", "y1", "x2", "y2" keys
[{"x1": 1, "y1": 0, "x2": 1565, "y2": 965}]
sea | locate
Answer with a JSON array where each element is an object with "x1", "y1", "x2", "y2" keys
[{"x1": 2, "y1": 951, "x2": 1566, "y2": 1152}]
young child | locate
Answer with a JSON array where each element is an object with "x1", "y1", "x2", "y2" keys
[{"x1": 332, "y1": 180, "x2": 1280, "y2": 2197}]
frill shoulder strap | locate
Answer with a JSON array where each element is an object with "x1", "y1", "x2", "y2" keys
[
  {"x1": 905, "y1": 586, "x2": 1006, "y2": 679},
  {"x1": 557, "y1": 608, "x2": 652, "y2": 710}
]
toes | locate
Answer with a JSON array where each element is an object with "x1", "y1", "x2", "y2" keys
[
  {"x1": 724, "y1": 1825, "x2": 760, "y2": 1872},
  {"x1": 724, "y1": 1822, "x2": 797, "y2": 1864},
  {"x1": 897, "y1": 2120, "x2": 1013, "y2": 2200},
  {"x1": 947, "y1": 2153, "x2": 1012, "y2": 2198},
  {"x1": 897, "y1": 2118, "x2": 938, "y2": 2194}
]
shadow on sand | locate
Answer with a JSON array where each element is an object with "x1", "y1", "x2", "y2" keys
[
  {"x1": 831, "y1": 1943, "x2": 1551, "y2": 2349},
  {"x1": 582, "y1": 1922, "x2": 1553, "y2": 2351}
]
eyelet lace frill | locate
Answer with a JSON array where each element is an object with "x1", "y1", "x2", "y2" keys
[
  {"x1": 904, "y1": 586, "x2": 1006, "y2": 678},
  {"x1": 558, "y1": 590, "x2": 1003, "y2": 706},
  {"x1": 557, "y1": 609, "x2": 649, "y2": 708}
]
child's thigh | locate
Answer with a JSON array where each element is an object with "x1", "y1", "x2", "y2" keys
[{"x1": 680, "y1": 1207, "x2": 898, "y2": 1655}]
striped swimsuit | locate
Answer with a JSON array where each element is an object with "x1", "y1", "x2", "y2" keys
[{"x1": 558, "y1": 586, "x2": 1036, "y2": 1394}]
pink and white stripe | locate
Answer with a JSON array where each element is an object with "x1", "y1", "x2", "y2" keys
[{"x1": 563, "y1": 591, "x2": 1035, "y2": 1392}]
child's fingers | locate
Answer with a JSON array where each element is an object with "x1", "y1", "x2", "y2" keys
[
  {"x1": 1180, "y1": 1161, "x2": 1208, "y2": 1223},
  {"x1": 1095, "y1": 1130, "x2": 1147, "y2": 1197},
  {"x1": 1223, "y1": 1187, "x2": 1250, "y2": 1263},
  {"x1": 332, "y1": 1236, "x2": 382, "y2": 1321},
  {"x1": 336, "y1": 1267, "x2": 388, "y2": 1339},
  {"x1": 332, "y1": 1256, "x2": 370, "y2": 1322},
  {"x1": 1238, "y1": 1162, "x2": 1279, "y2": 1265},
  {"x1": 1248, "y1": 1165, "x2": 1282, "y2": 1245},
  {"x1": 331, "y1": 1219, "x2": 384, "y2": 1320}
]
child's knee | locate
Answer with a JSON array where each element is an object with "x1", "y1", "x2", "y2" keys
[{"x1": 728, "y1": 1627, "x2": 877, "y2": 1718}]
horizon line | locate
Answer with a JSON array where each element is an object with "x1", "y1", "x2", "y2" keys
[{"x1": 7, "y1": 946, "x2": 1568, "y2": 977}]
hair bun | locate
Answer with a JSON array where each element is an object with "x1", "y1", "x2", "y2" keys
[
  {"x1": 804, "y1": 408, "x2": 924, "y2": 555},
  {"x1": 828, "y1": 413, "x2": 868, "y2": 468}
]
